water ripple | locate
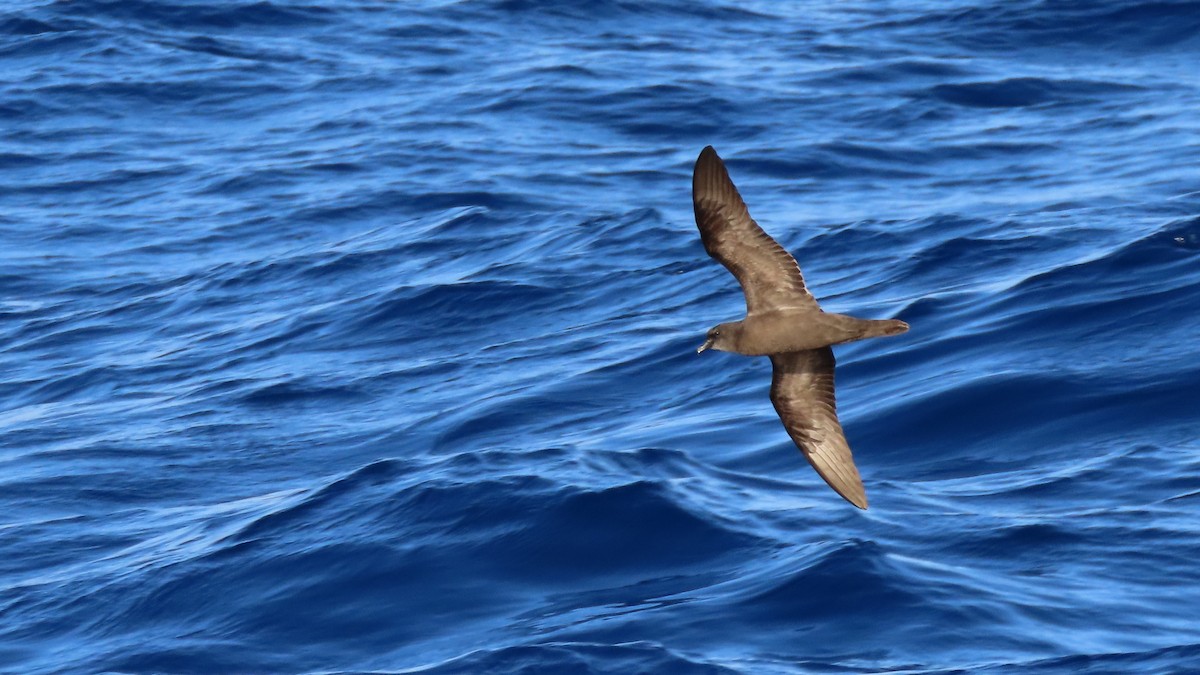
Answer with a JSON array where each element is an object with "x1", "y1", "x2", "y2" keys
[{"x1": 2, "y1": 0, "x2": 1199, "y2": 672}]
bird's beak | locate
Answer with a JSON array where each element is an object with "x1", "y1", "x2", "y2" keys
[{"x1": 697, "y1": 338, "x2": 713, "y2": 354}]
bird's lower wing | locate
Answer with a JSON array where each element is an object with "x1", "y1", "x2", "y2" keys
[{"x1": 769, "y1": 348, "x2": 867, "y2": 509}]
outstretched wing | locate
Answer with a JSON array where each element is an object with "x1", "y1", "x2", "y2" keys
[
  {"x1": 769, "y1": 348, "x2": 867, "y2": 509},
  {"x1": 692, "y1": 146, "x2": 819, "y2": 315}
]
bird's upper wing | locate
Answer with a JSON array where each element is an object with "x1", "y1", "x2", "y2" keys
[
  {"x1": 692, "y1": 146, "x2": 819, "y2": 315},
  {"x1": 769, "y1": 348, "x2": 867, "y2": 509}
]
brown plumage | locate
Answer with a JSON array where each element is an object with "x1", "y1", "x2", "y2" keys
[{"x1": 692, "y1": 146, "x2": 908, "y2": 509}]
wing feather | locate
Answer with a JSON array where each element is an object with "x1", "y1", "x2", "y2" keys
[
  {"x1": 692, "y1": 146, "x2": 819, "y2": 315},
  {"x1": 769, "y1": 348, "x2": 867, "y2": 509}
]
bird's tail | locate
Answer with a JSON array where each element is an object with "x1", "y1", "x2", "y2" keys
[{"x1": 863, "y1": 319, "x2": 909, "y2": 338}]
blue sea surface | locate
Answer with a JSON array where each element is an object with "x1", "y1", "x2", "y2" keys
[{"x1": 3, "y1": 1, "x2": 1200, "y2": 672}]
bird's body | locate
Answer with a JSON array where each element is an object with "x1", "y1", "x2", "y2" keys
[
  {"x1": 708, "y1": 309, "x2": 907, "y2": 356},
  {"x1": 691, "y1": 145, "x2": 908, "y2": 509}
]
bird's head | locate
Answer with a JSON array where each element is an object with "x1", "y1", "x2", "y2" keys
[{"x1": 697, "y1": 323, "x2": 738, "y2": 354}]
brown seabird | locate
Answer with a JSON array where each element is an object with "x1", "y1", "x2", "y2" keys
[{"x1": 692, "y1": 146, "x2": 908, "y2": 509}]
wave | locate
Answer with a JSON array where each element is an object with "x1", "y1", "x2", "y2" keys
[
  {"x1": 871, "y1": 0, "x2": 1200, "y2": 52},
  {"x1": 927, "y1": 77, "x2": 1144, "y2": 109},
  {"x1": 68, "y1": 0, "x2": 336, "y2": 31},
  {"x1": 420, "y1": 641, "x2": 738, "y2": 674},
  {"x1": 4, "y1": 0, "x2": 1200, "y2": 672}
]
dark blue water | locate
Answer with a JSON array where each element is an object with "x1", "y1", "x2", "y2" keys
[{"x1": 4, "y1": 1, "x2": 1200, "y2": 672}]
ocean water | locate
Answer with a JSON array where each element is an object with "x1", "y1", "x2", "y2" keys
[{"x1": 3, "y1": 0, "x2": 1200, "y2": 672}]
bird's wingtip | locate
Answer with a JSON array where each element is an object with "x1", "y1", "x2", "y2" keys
[
  {"x1": 821, "y1": 468, "x2": 869, "y2": 510},
  {"x1": 698, "y1": 145, "x2": 719, "y2": 161},
  {"x1": 693, "y1": 146, "x2": 727, "y2": 187},
  {"x1": 840, "y1": 490, "x2": 868, "y2": 510}
]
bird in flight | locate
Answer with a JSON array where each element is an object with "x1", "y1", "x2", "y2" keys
[{"x1": 692, "y1": 146, "x2": 908, "y2": 509}]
